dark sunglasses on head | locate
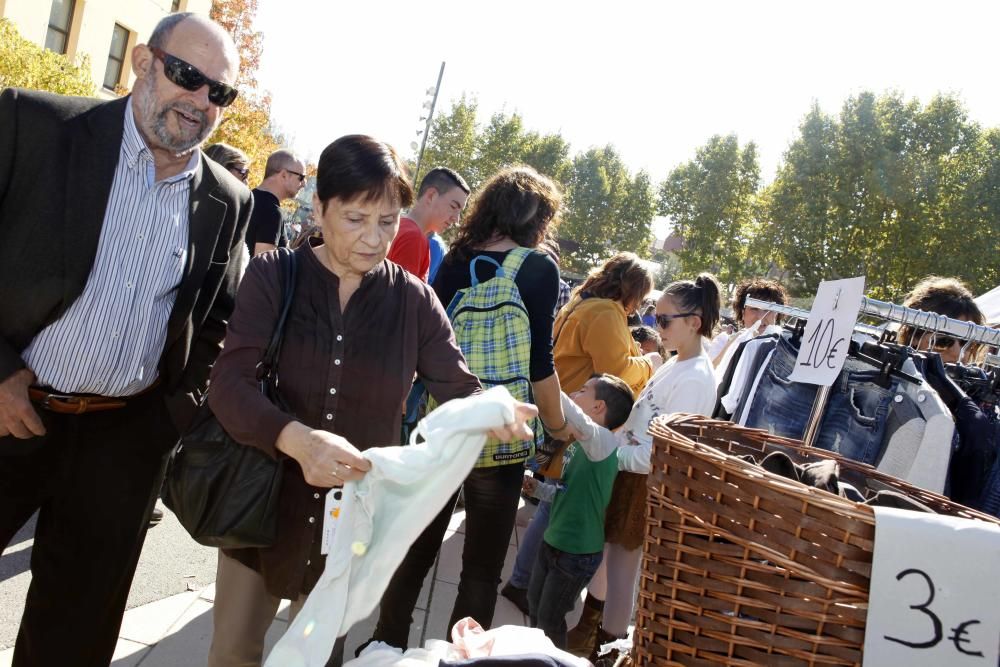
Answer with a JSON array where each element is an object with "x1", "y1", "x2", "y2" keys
[
  {"x1": 285, "y1": 169, "x2": 306, "y2": 183},
  {"x1": 231, "y1": 166, "x2": 249, "y2": 180},
  {"x1": 149, "y1": 46, "x2": 238, "y2": 107},
  {"x1": 655, "y1": 312, "x2": 697, "y2": 328}
]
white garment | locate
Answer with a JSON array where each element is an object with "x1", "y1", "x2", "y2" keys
[
  {"x1": 706, "y1": 331, "x2": 730, "y2": 359},
  {"x1": 347, "y1": 621, "x2": 589, "y2": 666},
  {"x1": 562, "y1": 352, "x2": 718, "y2": 474},
  {"x1": 714, "y1": 322, "x2": 782, "y2": 382},
  {"x1": 736, "y1": 349, "x2": 775, "y2": 426},
  {"x1": 265, "y1": 387, "x2": 518, "y2": 667},
  {"x1": 719, "y1": 336, "x2": 775, "y2": 416}
]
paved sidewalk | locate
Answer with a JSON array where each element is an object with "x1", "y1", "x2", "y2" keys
[{"x1": 1, "y1": 498, "x2": 581, "y2": 666}]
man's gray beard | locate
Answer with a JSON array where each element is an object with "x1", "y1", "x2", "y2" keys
[{"x1": 135, "y1": 77, "x2": 215, "y2": 154}]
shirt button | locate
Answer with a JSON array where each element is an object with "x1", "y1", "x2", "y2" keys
[
  {"x1": 125, "y1": 281, "x2": 134, "y2": 289},
  {"x1": 334, "y1": 359, "x2": 341, "y2": 366},
  {"x1": 893, "y1": 394, "x2": 904, "y2": 403},
  {"x1": 329, "y1": 388, "x2": 337, "y2": 395},
  {"x1": 308, "y1": 517, "x2": 315, "y2": 524},
  {"x1": 137, "y1": 233, "x2": 144, "y2": 240},
  {"x1": 326, "y1": 413, "x2": 333, "y2": 420},
  {"x1": 111, "y1": 332, "x2": 119, "y2": 339},
  {"x1": 336, "y1": 335, "x2": 343, "y2": 342},
  {"x1": 306, "y1": 559, "x2": 311, "y2": 566},
  {"x1": 313, "y1": 493, "x2": 321, "y2": 500}
]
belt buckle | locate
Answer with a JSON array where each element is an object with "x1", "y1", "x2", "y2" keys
[{"x1": 41, "y1": 393, "x2": 80, "y2": 413}]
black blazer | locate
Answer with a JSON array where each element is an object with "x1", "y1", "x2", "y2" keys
[{"x1": 0, "y1": 88, "x2": 253, "y2": 431}]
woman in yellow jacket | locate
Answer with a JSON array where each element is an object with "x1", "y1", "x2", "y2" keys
[{"x1": 553, "y1": 253, "x2": 659, "y2": 397}]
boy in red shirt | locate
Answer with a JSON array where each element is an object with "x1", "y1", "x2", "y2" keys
[{"x1": 388, "y1": 167, "x2": 469, "y2": 281}]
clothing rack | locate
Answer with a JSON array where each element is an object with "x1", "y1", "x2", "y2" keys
[
  {"x1": 746, "y1": 296, "x2": 1000, "y2": 348},
  {"x1": 745, "y1": 294, "x2": 1000, "y2": 447}
]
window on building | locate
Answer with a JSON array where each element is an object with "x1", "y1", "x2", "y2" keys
[
  {"x1": 45, "y1": 0, "x2": 76, "y2": 54},
  {"x1": 103, "y1": 24, "x2": 130, "y2": 91}
]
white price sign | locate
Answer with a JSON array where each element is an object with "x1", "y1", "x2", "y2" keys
[
  {"x1": 863, "y1": 507, "x2": 1000, "y2": 666},
  {"x1": 788, "y1": 276, "x2": 866, "y2": 386}
]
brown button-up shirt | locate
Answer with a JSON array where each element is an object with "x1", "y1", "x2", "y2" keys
[{"x1": 209, "y1": 245, "x2": 480, "y2": 598}]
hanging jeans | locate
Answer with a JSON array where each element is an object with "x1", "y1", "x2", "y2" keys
[{"x1": 743, "y1": 334, "x2": 897, "y2": 465}]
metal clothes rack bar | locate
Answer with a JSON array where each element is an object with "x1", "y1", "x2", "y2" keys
[
  {"x1": 744, "y1": 294, "x2": 1000, "y2": 447},
  {"x1": 746, "y1": 296, "x2": 1000, "y2": 348}
]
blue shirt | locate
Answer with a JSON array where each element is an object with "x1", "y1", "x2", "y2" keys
[{"x1": 22, "y1": 99, "x2": 197, "y2": 396}]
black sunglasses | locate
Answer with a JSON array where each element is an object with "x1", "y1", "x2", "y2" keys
[
  {"x1": 150, "y1": 46, "x2": 238, "y2": 107},
  {"x1": 285, "y1": 169, "x2": 305, "y2": 183},
  {"x1": 655, "y1": 312, "x2": 697, "y2": 328}
]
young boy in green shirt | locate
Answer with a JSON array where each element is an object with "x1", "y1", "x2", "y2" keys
[{"x1": 522, "y1": 374, "x2": 634, "y2": 648}]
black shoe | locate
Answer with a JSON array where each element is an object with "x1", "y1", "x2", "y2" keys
[
  {"x1": 500, "y1": 581, "x2": 530, "y2": 616},
  {"x1": 148, "y1": 506, "x2": 164, "y2": 528}
]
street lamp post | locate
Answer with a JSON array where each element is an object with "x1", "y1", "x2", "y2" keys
[{"x1": 411, "y1": 61, "x2": 445, "y2": 186}]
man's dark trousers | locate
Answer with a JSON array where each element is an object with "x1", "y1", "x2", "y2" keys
[{"x1": 0, "y1": 389, "x2": 179, "y2": 667}]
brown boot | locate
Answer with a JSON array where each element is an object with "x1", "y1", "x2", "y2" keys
[{"x1": 566, "y1": 594, "x2": 603, "y2": 657}]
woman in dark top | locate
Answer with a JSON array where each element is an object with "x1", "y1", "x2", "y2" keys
[
  {"x1": 206, "y1": 136, "x2": 536, "y2": 667},
  {"x1": 370, "y1": 165, "x2": 572, "y2": 650}
]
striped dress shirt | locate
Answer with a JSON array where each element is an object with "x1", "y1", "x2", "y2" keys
[{"x1": 22, "y1": 100, "x2": 196, "y2": 397}]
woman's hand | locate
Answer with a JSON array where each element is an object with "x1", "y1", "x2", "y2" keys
[
  {"x1": 486, "y1": 400, "x2": 538, "y2": 442},
  {"x1": 276, "y1": 422, "x2": 371, "y2": 488}
]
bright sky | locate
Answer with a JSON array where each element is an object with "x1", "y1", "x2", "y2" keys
[{"x1": 254, "y1": 0, "x2": 1000, "y2": 195}]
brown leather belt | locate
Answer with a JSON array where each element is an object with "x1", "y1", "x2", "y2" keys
[{"x1": 29, "y1": 388, "x2": 129, "y2": 414}]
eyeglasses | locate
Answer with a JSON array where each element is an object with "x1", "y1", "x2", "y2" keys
[
  {"x1": 285, "y1": 169, "x2": 306, "y2": 183},
  {"x1": 149, "y1": 46, "x2": 239, "y2": 107},
  {"x1": 230, "y1": 166, "x2": 249, "y2": 182},
  {"x1": 655, "y1": 312, "x2": 697, "y2": 328}
]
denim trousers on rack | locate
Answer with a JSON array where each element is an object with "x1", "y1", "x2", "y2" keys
[{"x1": 743, "y1": 334, "x2": 898, "y2": 465}]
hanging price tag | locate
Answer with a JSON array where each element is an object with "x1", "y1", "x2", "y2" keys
[
  {"x1": 788, "y1": 276, "x2": 866, "y2": 386},
  {"x1": 863, "y1": 507, "x2": 1000, "y2": 666}
]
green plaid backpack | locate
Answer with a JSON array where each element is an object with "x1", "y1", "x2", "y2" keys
[{"x1": 436, "y1": 247, "x2": 544, "y2": 468}]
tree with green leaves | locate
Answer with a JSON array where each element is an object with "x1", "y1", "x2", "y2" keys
[
  {"x1": 657, "y1": 134, "x2": 761, "y2": 287},
  {"x1": 0, "y1": 18, "x2": 94, "y2": 96}
]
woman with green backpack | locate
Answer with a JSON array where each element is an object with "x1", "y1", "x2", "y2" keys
[{"x1": 367, "y1": 165, "x2": 573, "y2": 650}]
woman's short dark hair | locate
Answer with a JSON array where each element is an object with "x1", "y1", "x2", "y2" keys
[
  {"x1": 447, "y1": 166, "x2": 561, "y2": 262},
  {"x1": 590, "y1": 374, "x2": 635, "y2": 431},
  {"x1": 574, "y1": 252, "x2": 653, "y2": 313},
  {"x1": 315, "y1": 135, "x2": 414, "y2": 213},
  {"x1": 732, "y1": 277, "x2": 788, "y2": 323},
  {"x1": 899, "y1": 275, "x2": 985, "y2": 344},
  {"x1": 663, "y1": 273, "x2": 722, "y2": 338}
]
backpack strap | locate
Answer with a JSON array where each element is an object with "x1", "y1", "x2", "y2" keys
[
  {"x1": 468, "y1": 255, "x2": 504, "y2": 287},
  {"x1": 499, "y1": 247, "x2": 535, "y2": 283}
]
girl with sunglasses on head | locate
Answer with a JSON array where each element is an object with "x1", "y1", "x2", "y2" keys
[
  {"x1": 559, "y1": 273, "x2": 722, "y2": 659},
  {"x1": 899, "y1": 275, "x2": 986, "y2": 364}
]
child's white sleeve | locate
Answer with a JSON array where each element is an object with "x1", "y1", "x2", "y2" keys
[{"x1": 560, "y1": 393, "x2": 620, "y2": 461}]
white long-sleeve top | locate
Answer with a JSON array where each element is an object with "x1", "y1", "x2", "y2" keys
[
  {"x1": 561, "y1": 353, "x2": 718, "y2": 474},
  {"x1": 265, "y1": 387, "x2": 518, "y2": 667}
]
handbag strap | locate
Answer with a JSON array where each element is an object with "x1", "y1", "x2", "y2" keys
[{"x1": 256, "y1": 248, "x2": 298, "y2": 384}]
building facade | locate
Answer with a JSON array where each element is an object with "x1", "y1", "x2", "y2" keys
[{"x1": 0, "y1": 0, "x2": 212, "y2": 98}]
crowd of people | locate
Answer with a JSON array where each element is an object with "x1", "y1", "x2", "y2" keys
[{"x1": 0, "y1": 11, "x2": 995, "y2": 667}]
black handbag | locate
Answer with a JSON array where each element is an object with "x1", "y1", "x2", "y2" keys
[{"x1": 162, "y1": 248, "x2": 298, "y2": 548}]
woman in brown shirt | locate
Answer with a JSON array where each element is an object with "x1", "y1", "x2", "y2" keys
[{"x1": 205, "y1": 135, "x2": 534, "y2": 667}]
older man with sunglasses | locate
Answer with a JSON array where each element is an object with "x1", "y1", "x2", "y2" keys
[
  {"x1": 0, "y1": 13, "x2": 250, "y2": 667},
  {"x1": 245, "y1": 148, "x2": 307, "y2": 256}
]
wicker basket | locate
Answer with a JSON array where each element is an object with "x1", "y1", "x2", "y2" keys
[{"x1": 634, "y1": 413, "x2": 1000, "y2": 667}]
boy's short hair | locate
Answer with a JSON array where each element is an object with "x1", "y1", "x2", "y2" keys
[
  {"x1": 589, "y1": 374, "x2": 634, "y2": 431},
  {"x1": 630, "y1": 325, "x2": 659, "y2": 345}
]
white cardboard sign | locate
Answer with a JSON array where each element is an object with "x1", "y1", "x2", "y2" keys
[
  {"x1": 863, "y1": 506, "x2": 1000, "y2": 666},
  {"x1": 788, "y1": 276, "x2": 866, "y2": 386}
]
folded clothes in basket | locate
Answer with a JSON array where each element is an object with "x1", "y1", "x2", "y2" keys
[{"x1": 739, "y1": 451, "x2": 936, "y2": 513}]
